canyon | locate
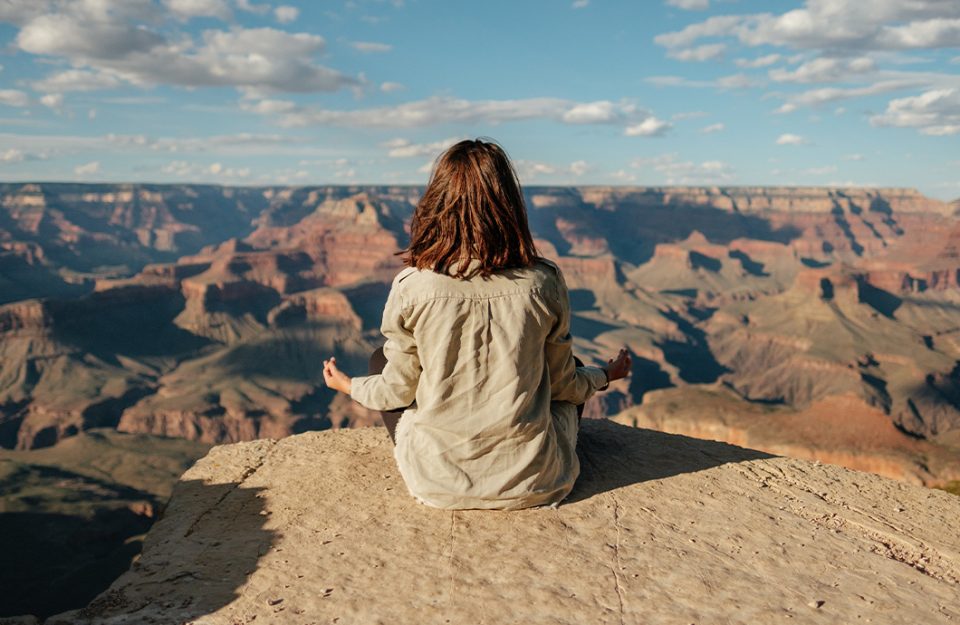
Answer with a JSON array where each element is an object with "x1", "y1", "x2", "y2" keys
[{"x1": 2, "y1": 183, "x2": 959, "y2": 486}]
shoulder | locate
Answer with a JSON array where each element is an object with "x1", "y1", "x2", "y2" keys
[
  {"x1": 393, "y1": 266, "x2": 419, "y2": 286},
  {"x1": 386, "y1": 266, "x2": 420, "y2": 304},
  {"x1": 531, "y1": 256, "x2": 565, "y2": 289},
  {"x1": 534, "y1": 256, "x2": 561, "y2": 276}
]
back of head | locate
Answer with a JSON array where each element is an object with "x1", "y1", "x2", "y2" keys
[{"x1": 399, "y1": 138, "x2": 539, "y2": 280}]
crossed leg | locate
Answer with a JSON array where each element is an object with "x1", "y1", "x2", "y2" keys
[{"x1": 367, "y1": 347, "x2": 586, "y2": 445}]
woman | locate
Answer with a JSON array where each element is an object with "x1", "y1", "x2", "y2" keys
[{"x1": 322, "y1": 138, "x2": 631, "y2": 510}]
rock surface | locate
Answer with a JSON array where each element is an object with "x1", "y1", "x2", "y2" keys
[{"x1": 55, "y1": 419, "x2": 960, "y2": 625}]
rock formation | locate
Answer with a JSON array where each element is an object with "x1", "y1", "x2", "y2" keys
[
  {"x1": 45, "y1": 420, "x2": 960, "y2": 625},
  {"x1": 2, "y1": 183, "x2": 960, "y2": 487}
]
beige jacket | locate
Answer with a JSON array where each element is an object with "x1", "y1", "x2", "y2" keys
[{"x1": 350, "y1": 257, "x2": 609, "y2": 510}]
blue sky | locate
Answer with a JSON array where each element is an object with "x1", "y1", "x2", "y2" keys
[{"x1": 0, "y1": 0, "x2": 958, "y2": 199}]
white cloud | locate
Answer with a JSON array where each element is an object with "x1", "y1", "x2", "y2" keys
[
  {"x1": 658, "y1": 3, "x2": 960, "y2": 52},
  {"x1": 274, "y1": 5, "x2": 299, "y2": 23},
  {"x1": 74, "y1": 160, "x2": 100, "y2": 175},
  {"x1": 350, "y1": 41, "x2": 393, "y2": 53},
  {"x1": 735, "y1": 54, "x2": 782, "y2": 68},
  {"x1": 654, "y1": 15, "x2": 744, "y2": 49},
  {"x1": 631, "y1": 153, "x2": 735, "y2": 184},
  {"x1": 163, "y1": 0, "x2": 232, "y2": 20},
  {"x1": 243, "y1": 95, "x2": 667, "y2": 132},
  {"x1": 776, "y1": 133, "x2": 808, "y2": 145},
  {"x1": 40, "y1": 93, "x2": 63, "y2": 111},
  {"x1": 667, "y1": 43, "x2": 726, "y2": 62},
  {"x1": 33, "y1": 69, "x2": 121, "y2": 92},
  {"x1": 843, "y1": 153, "x2": 865, "y2": 161},
  {"x1": 769, "y1": 56, "x2": 876, "y2": 83},
  {"x1": 382, "y1": 137, "x2": 462, "y2": 158},
  {"x1": 515, "y1": 160, "x2": 591, "y2": 181},
  {"x1": 0, "y1": 90, "x2": 29, "y2": 107},
  {"x1": 671, "y1": 111, "x2": 708, "y2": 120},
  {"x1": 624, "y1": 117, "x2": 672, "y2": 137},
  {"x1": 163, "y1": 159, "x2": 251, "y2": 178},
  {"x1": 12, "y1": 5, "x2": 358, "y2": 94},
  {"x1": 1, "y1": 148, "x2": 26, "y2": 163},
  {"x1": 380, "y1": 81, "x2": 405, "y2": 93},
  {"x1": 803, "y1": 165, "x2": 838, "y2": 175},
  {"x1": 701, "y1": 122, "x2": 725, "y2": 134},
  {"x1": 870, "y1": 88, "x2": 960, "y2": 135},
  {"x1": 646, "y1": 73, "x2": 761, "y2": 90},
  {"x1": 666, "y1": 0, "x2": 709, "y2": 10},
  {"x1": 562, "y1": 101, "x2": 623, "y2": 124},
  {"x1": 569, "y1": 160, "x2": 589, "y2": 176},
  {"x1": 572, "y1": 0, "x2": 589, "y2": 8},
  {"x1": 775, "y1": 103, "x2": 798, "y2": 114},
  {"x1": 652, "y1": 1, "x2": 960, "y2": 135},
  {"x1": 236, "y1": 0, "x2": 270, "y2": 15}
]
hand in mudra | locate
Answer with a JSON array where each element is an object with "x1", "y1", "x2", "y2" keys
[
  {"x1": 604, "y1": 347, "x2": 632, "y2": 382},
  {"x1": 323, "y1": 356, "x2": 352, "y2": 395}
]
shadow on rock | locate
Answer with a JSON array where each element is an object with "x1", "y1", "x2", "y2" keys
[
  {"x1": 566, "y1": 419, "x2": 775, "y2": 504},
  {"x1": 49, "y1": 478, "x2": 274, "y2": 625}
]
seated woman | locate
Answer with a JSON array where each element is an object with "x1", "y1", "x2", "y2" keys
[{"x1": 322, "y1": 138, "x2": 631, "y2": 510}]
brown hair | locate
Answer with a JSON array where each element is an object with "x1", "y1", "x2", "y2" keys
[{"x1": 397, "y1": 138, "x2": 540, "y2": 280}]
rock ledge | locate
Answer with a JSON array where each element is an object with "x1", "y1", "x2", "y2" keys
[{"x1": 51, "y1": 420, "x2": 960, "y2": 625}]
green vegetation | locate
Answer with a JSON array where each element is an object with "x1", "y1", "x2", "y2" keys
[{"x1": 0, "y1": 429, "x2": 209, "y2": 619}]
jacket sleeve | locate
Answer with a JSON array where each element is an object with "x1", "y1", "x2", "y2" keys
[
  {"x1": 350, "y1": 277, "x2": 421, "y2": 412},
  {"x1": 544, "y1": 262, "x2": 609, "y2": 405}
]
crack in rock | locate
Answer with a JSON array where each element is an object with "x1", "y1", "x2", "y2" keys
[{"x1": 184, "y1": 441, "x2": 278, "y2": 538}]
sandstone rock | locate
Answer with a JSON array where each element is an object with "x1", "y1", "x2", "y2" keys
[{"x1": 56, "y1": 419, "x2": 960, "y2": 625}]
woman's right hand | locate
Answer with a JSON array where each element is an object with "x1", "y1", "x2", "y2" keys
[{"x1": 604, "y1": 347, "x2": 632, "y2": 382}]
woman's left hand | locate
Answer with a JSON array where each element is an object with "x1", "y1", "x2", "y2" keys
[{"x1": 323, "y1": 356, "x2": 352, "y2": 396}]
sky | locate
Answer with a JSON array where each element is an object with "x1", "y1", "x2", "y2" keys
[{"x1": 0, "y1": 0, "x2": 958, "y2": 199}]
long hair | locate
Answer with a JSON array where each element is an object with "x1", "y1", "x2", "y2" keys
[{"x1": 397, "y1": 138, "x2": 540, "y2": 280}]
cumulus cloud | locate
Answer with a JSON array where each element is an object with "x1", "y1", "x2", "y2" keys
[
  {"x1": 624, "y1": 117, "x2": 672, "y2": 137},
  {"x1": 653, "y1": 0, "x2": 960, "y2": 134},
  {"x1": 701, "y1": 122, "x2": 725, "y2": 134},
  {"x1": 646, "y1": 73, "x2": 760, "y2": 90},
  {"x1": 380, "y1": 81, "x2": 405, "y2": 93},
  {"x1": 33, "y1": 69, "x2": 121, "y2": 93},
  {"x1": 0, "y1": 90, "x2": 30, "y2": 107},
  {"x1": 769, "y1": 56, "x2": 876, "y2": 83},
  {"x1": 515, "y1": 160, "x2": 592, "y2": 181},
  {"x1": 382, "y1": 137, "x2": 462, "y2": 158},
  {"x1": 870, "y1": 88, "x2": 960, "y2": 135},
  {"x1": 236, "y1": 0, "x2": 270, "y2": 15},
  {"x1": 10, "y1": 4, "x2": 357, "y2": 94},
  {"x1": 803, "y1": 165, "x2": 838, "y2": 175},
  {"x1": 666, "y1": 0, "x2": 709, "y2": 10},
  {"x1": 776, "y1": 133, "x2": 808, "y2": 145},
  {"x1": 1, "y1": 148, "x2": 27, "y2": 163},
  {"x1": 350, "y1": 41, "x2": 393, "y2": 53},
  {"x1": 667, "y1": 43, "x2": 726, "y2": 62},
  {"x1": 74, "y1": 160, "x2": 100, "y2": 175},
  {"x1": 164, "y1": 0, "x2": 232, "y2": 21},
  {"x1": 657, "y1": 2, "x2": 960, "y2": 52},
  {"x1": 40, "y1": 93, "x2": 64, "y2": 112},
  {"x1": 242, "y1": 95, "x2": 670, "y2": 134},
  {"x1": 631, "y1": 153, "x2": 735, "y2": 184},
  {"x1": 274, "y1": 5, "x2": 299, "y2": 23},
  {"x1": 735, "y1": 54, "x2": 782, "y2": 68},
  {"x1": 163, "y1": 159, "x2": 252, "y2": 179}
]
